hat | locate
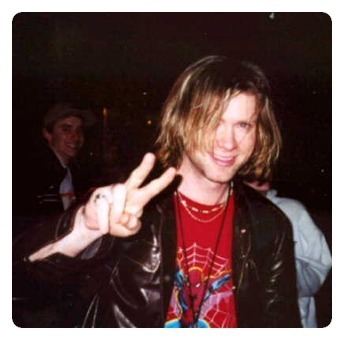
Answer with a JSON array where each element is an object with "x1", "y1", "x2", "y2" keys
[{"x1": 43, "y1": 103, "x2": 96, "y2": 129}]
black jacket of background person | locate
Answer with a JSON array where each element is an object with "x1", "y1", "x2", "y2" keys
[
  {"x1": 13, "y1": 144, "x2": 94, "y2": 237},
  {"x1": 13, "y1": 180, "x2": 301, "y2": 328}
]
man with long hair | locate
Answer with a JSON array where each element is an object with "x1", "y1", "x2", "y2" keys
[{"x1": 14, "y1": 56, "x2": 301, "y2": 327}]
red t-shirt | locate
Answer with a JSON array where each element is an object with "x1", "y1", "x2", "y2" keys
[{"x1": 165, "y1": 191, "x2": 237, "y2": 328}]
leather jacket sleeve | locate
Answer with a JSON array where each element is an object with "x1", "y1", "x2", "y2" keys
[
  {"x1": 13, "y1": 205, "x2": 115, "y2": 327},
  {"x1": 13, "y1": 205, "x2": 115, "y2": 300}
]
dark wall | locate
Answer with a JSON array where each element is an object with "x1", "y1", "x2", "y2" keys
[{"x1": 13, "y1": 12, "x2": 331, "y2": 210}]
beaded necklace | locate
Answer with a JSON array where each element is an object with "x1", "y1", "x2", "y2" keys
[{"x1": 175, "y1": 182, "x2": 233, "y2": 224}]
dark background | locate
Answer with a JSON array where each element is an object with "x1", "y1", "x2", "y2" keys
[{"x1": 12, "y1": 12, "x2": 332, "y2": 326}]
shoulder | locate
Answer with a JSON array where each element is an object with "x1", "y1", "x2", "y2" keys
[
  {"x1": 235, "y1": 181, "x2": 293, "y2": 238},
  {"x1": 30, "y1": 145, "x2": 61, "y2": 170},
  {"x1": 267, "y1": 191, "x2": 305, "y2": 211},
  {"x1": 237, "y1": 182, "x2": 288, "y2": 220},
  {"x1": 266, "y1": 191, "x2": 308, "y2": 222}
]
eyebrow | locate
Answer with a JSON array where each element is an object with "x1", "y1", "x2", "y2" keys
[
  {"x1": 59, "y1": 123, "x2": 82, "y2": 128},
  {"x1": 245, "y1": 114, "x2": 258, "y2": 123}
]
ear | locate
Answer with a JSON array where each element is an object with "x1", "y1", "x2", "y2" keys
[{"x1": 42, "y1": 128, "x2": 52, "y2": 144}]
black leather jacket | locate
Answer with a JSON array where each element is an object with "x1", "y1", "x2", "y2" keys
[{"x1": 13, "y1": 181, "x2": 301, "y2": 327}]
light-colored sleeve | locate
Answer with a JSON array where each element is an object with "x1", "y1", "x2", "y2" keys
[{"x1": 276, "y1": 199, "x2": 332, "y2": 297}]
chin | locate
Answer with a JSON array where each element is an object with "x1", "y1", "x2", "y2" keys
[
  {"x1": 214, "y1": 165, "x2": 240, "y2": 181},
  {"x1": 67, "y1": 149, "x2": 79, "y2": 156},
  {"x1": 206, "y1": 171, "x2": 236, "y2": 184}
]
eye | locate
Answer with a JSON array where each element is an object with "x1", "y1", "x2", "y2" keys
[
  {"x1": 238, "y1": 122, "x2": 251, "y2": 130},
  {"x1": 60, "y1": 123, "x2": 74, "y2": 131}
]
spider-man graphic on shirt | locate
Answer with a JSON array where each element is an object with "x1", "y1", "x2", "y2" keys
[{"x1": 165, "y1": 244, "x2": 237, "y2": 328}]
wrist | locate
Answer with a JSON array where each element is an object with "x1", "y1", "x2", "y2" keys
[
  {"x1": 57, "y1": 207, "x2": 101, "y2": 257},
  {"x1": 28, "y1": 207, "x2": 101, "y2": 261}
]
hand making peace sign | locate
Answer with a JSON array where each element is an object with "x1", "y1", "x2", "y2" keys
[{"x1": 82, "y1": 153, "x2": 176, "y2": 238}]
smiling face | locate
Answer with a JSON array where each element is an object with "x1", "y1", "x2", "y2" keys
[
  {"x1": 157, "y1": 57, "x2": 281, "y2": 187},
  {"x1": 43, "y1": 115, "x2": 84, "y2": 165},
  {"x1": 179, "y1": 93, "x2": 257, "y2": 187}
]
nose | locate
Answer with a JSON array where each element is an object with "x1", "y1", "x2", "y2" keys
[
  {"x1": 70, "y1": 129, "x2": 83, "y2": 142},
  {"x1": 215, "y1": 125, "x2": 236, "y2": 150},
  {"x1": 70, "y1": 131, "x2": 78, "y2": 141}
]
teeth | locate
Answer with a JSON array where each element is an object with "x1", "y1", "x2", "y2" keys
[
  {"x1": 211, "y1": 154, "x2": 236, "y2": 166},
  {"x1": 214, "y1": 155, "x2": 234, "y2": 161}
]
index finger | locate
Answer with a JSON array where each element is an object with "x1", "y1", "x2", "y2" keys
[
  {"x1": 138, "y1": 167, "x2": 177, "y2": 207},
  {"x1": 125, "y1": 153, "x2": 156, "y2": 191}
]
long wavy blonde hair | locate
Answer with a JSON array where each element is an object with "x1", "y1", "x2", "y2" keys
[{"x1": 155, "y1": 55, "x2": 281, "y2": 180}]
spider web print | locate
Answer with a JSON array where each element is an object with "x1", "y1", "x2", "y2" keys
[
  {"x1": 176, "y1": 242, "x2": 229, "y2": 277},
  {"x1": 165, "y1": 243, "x2": 236, "y2": 328}
]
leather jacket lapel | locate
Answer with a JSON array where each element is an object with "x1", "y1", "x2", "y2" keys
[
  {"x1": 232, "y1": 181, "x2": 253, "y2": 292},
  {"x1": 157, "y1": 194, "x2": 177, "y2": 319}
]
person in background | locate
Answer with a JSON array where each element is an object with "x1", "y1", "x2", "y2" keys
[
  {"x1": 246, "y1": 180, "x2": 332, "y2": 327},
  {"x1": 13, "y1": 56, "x2": 301, "y2": 327},
  {"x1": 13, "y1": 103, "x2": 96, "y2": 236}
]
